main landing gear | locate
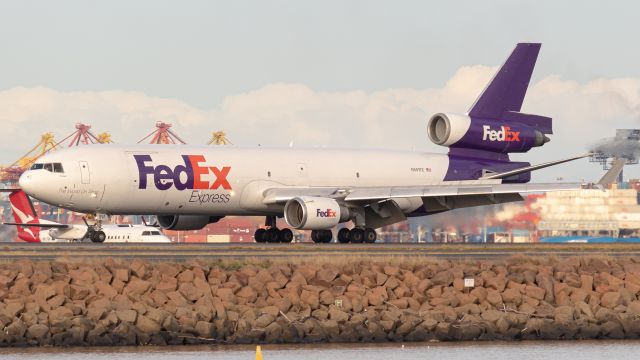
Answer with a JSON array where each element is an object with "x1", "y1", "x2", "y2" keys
[
  {"x1": 310, "y1": 230, "x2": 332, "y2": 243},
  {"x1": 254, "y1": 216, "x2": 294, "y2": 243},
  {"x1": 254, "y1": 215, "x2": 378, "y2": 244},
  {"x1": 335, "y1": 227, "x2": 377, "y2": 244}
]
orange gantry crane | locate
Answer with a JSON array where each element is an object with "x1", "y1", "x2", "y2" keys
[
  {"x1": 208, "y1": 131, "x2": 233, "y2": 145},
  {"x1": 62, "y1": 123, "x2": 113, "y2": 146},
  {"x1": 0, "y1": 123, "x2": 112, "y2": 183},
  {"x1": 0, "y1": 132, "x2": 57, "y2": 183},
  {"x1": 138, "y1": 121, "x2": 187, "y2": 144}
]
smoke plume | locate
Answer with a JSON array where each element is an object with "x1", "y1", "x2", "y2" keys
[{"x1": 589, "y1": 132, "x2": 640, "y2": 161}]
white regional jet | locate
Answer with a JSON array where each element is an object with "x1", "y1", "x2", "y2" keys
[
  {"x1": 2, "y1": 189, "x2": 171, "y2": 243},
  {"x1": 18, "y1": 43, "x2": 589, "y2": 244}
]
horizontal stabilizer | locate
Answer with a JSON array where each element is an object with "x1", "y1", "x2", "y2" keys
[
  {"x1": 3, "y1": 222, "x2": 70, "y2": 229},
  {"x1": 479, "y1": 153, "x2": 592, "y2": 180}
]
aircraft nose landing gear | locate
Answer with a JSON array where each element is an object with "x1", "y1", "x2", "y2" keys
[
  {"x1": 91, "y1": 231, "x2": 106, "y2": 243},
  {"x1": 85, "y1": 213, "x2": 107, "y2": 243},
  {"x1": 254, "y1": 216, "x2": 295, "y2": 243}
]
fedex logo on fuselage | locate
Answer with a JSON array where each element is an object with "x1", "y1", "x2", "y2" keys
[
  {"x1": 482, "y1": 125, "x2": 520, "y2": 142},
  {"x1": 134, "y1": 155, "x2": 231, "y2": 191},
  {"x1": 316, "y1": 209, "x2": 337, "y2": 218}
]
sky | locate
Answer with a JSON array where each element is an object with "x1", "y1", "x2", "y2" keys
[{"x1": 1, "y1": 0, "x2": 639, "y2": 182}]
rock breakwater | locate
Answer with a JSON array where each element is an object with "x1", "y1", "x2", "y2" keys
[{"x1": 1, "y1": 256, "x2": 640, "y2": 346}]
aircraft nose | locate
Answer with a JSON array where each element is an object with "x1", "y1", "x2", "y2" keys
[{"x1": 18, "y1": 171, "x2": 35, "y2": 194}]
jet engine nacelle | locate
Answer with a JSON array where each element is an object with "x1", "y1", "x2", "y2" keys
[
  {"x1": 284, "y1": 196, "x2": 350, "y2": 230},
  {"x1": 157, "y1": 215, "x2": 224, "y2": 231},
  {"x1": 427, "y1": 113, "x2": 551, "y2": 153}
]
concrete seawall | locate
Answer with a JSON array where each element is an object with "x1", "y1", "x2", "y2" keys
[{"x1": 2, "y1": 256, "x2": 640, "y2": 346}]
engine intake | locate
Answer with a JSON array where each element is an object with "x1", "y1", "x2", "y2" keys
[
  {"x1": 284, "y1": 197, "x2": 350, "y2": 230},
  {"x1": 428, "y1": 113, "x2": 472, "y2": 146},
  {"x1": 157, "y1": 215, "x2": 224, "y2": 231}
]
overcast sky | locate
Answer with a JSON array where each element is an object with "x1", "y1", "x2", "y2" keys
[{"x1": 1, "y1": 0, "x2": 639, "y2": 182}]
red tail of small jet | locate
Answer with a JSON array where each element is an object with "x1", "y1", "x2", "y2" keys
[{"x1": 8, "y1": 190, "x2": 41, "y2": 242}]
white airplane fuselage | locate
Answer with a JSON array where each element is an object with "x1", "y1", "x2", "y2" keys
[
  {"x1": 40, "y1": 224, "x2": 170, "y2": 243},
  {"x1": 17, "y1": 44, "x2": 580, "y2": 241},
  {"x1": 20, "y1": 145, "x2": 449, "y2": 216}
]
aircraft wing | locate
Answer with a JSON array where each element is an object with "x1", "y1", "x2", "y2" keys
[
  {"x1": 262, "y1": 181, "x2": 582, "y2": 204},
  {"x1": 2, "y1": 222, "x2": 71, "y2": 229}
]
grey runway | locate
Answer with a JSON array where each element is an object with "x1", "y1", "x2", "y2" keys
[{"x1": 0, "y1": 242, "x2": 639, "y2": 261}]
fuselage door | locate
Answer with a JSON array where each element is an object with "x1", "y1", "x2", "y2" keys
[{"x1": 79, "y1": 161, "x2": 90, "y2": 184}]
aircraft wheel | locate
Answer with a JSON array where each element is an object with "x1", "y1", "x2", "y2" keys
[
  {"x1": 364, "y1": 228, "x2": 377, "y2": 243},
  {"x1": 254, "y1": 228, "x2": 267, "y2": 243},
  {"x1": 350, "y1": 228, "x2": 364, "y2": 243},
  {"x1": 92, "y1": 231, "x2": 106, "y2": 243},
  {"x1": 279, "y1": 228, "x2": 294, "y2": 243},
  {"x1": 319, "y1": 230, "x2": 333, "y2": 243},
  {"x1": 265, "y1": 228, "x2": 280, "y2": 243},
  {"x1": 311, "y1": 230, "x2": 331, "y2": 243},
  {"x1": 337, "y1": 228, "x2": 350, "y2": 243}
]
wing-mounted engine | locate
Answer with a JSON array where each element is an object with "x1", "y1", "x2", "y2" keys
[
  {"x1": 157, "y1": 215, "x2": 224, "y2": 231},
  {"x1": 427, "y1": 112, "x2": 551, "y2": 154},
  {"x1": 284, "y1": 196, "x2": 350, "y2": 230}
]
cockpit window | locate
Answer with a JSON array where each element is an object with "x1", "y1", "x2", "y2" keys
[
  {"x1": 151, "y1": 231, "x2": 162, "y2": 235},
  {"x1": 142, "y1": 231, "x2": 151, "y2": 236},
  {"x1": 33, "y1": 163, "x2": 64, "y2": 173}
]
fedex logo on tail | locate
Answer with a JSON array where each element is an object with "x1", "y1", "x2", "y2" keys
[
  {"x1": 134, "y1": 155, "x2": 231, "y2": 191},
  {"x1": 482, "y1": 125, "x2": 520, "y2": 142},
  {"x1": 316, "y1": 209, "x2": 337, "y2": 218}
]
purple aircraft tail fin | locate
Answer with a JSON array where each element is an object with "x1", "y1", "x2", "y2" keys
[
  {"x1": 438, "y1": 43, "x2": 555, "y2": 183},
  {"x1": 468, "y1": 43, "x2": 541, "y2": 119}
]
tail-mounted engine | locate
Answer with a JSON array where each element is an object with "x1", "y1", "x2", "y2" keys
[{"x1": 427, "y1": 112, "x2": 552, "y2": 154}]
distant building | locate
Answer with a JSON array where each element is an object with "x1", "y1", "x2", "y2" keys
[{"x1": 536, "y1": 187, "x2": 640, "y2": 238}]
